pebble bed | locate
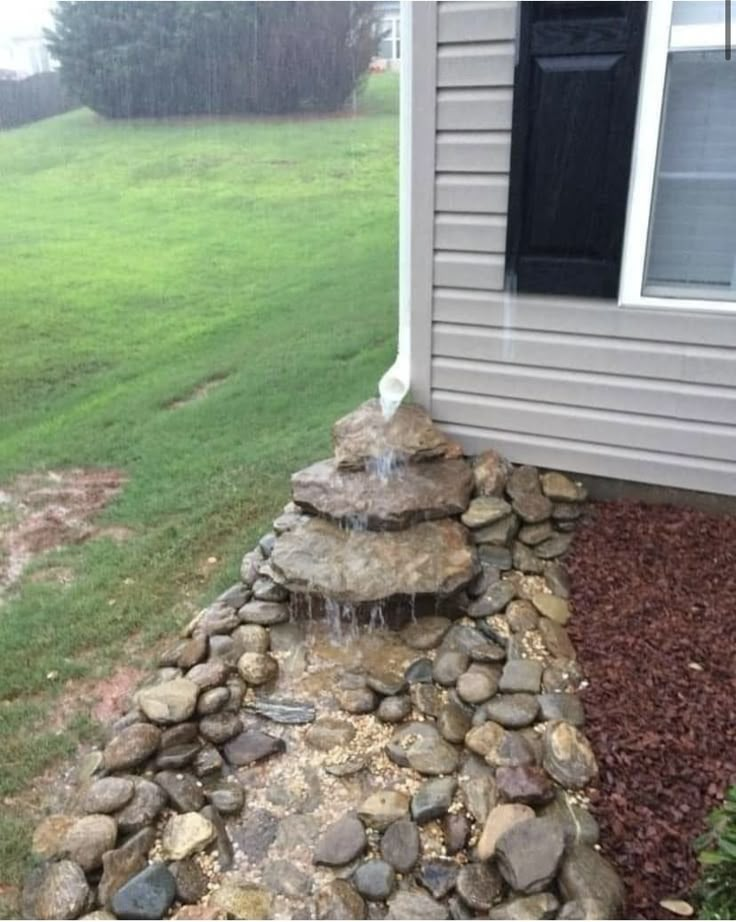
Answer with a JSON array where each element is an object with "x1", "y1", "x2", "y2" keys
[
  {"x1": 567, "y1": 500, "x2": 736, "y2": 919},
  {"x1": 23, "y1": 402, "x2": 626, "y2": 921}
]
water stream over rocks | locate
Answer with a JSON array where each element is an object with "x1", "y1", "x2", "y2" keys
[{"x1": 24, "y1": 400, "x2": 623, "y2": 921}]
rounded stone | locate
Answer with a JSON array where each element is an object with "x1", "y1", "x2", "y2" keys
[
  {"x1": 378, "y1": 694, "x2": 412, "y2": 723},
  {"x1": 532, "y1": 593, "x2": 571, "y2": 625},
  {"x1": 438, "y1": 699, "x2": 472, "y2": 744},
  {"x1": 543, "y1": 721, "x2": 597, "y2": 788},
  {"x1": 401, "y1": 616, "x2": 452, "y2": 650},
  {"x1": 103, "y1": 723, "x2": 161, "y2": 772},
  {"x1": 354, "y1": 859, "x2": 396, "y2": 901},
  {"x1": 154, "y1": 770, "x2": 205, "y2": 812},
  {"x1": 411, "y1": 777, "x2": 456, "y2": 824},
  {"x1": 406, "y1": 735, "x2": 459, "y2": 775},
  {"x1": 111, "y1": 862, "x2": 177, "y2": 921},
  {"x1": 306, "y1": 717, "x2": 356, "y2": 751},
  {"x1": 477, "y1": 803, "x2": 535, "y2": 860},
  {"x1": 405, "y1": 658, "x2": 434, "y2": 683},
  {"x1": 81, "y1": 777, "x2": 135, "y2": 814},
  {"x1": 484, "y1": 693, "x2": 539, "y2": 728},
  {"x1": 336, "y1": 685, "x2": 378, "y2": 714},
  {"x1": 456, "y1": 862, "x2": 504, "y2": 911},
  {"x1": 316, "y1": 879, "x2": 365, "y2": 920},
  {"x1": 137, "y1": 679, "x2": 200, "y2": 725},
  {"x1": 206, "y1": 781, "x2": 245, "y2": 816},
  {"x1": 367, "y1": 670, "x2": 407, "y2": 697},
  {"x1": 456, "y1": 670, "x2": 495, "y2": 704},
  {"x1": 496, "y1": 817, "x2": 566, "y2": 894},
  {"x1": 386, "y1": 890, "x2": 449, "y2": 920},
  {"x1": 496, "y1": 765, "x2": 555, "y2": 805},
  {"x1": 196, "y1": 686, "x2": 230, "y2": 716},
  {"x1": 115, "y1": 779, "x2": 167, "y2": 834},
  {"x1": 185, "y1": 660, "x2": 229, "y2": 690},
  {"x1": 418, "y1": 858, "x2": 459, "y2": 901},
  {"x1": 28, "y1": 860, "x2": 90, "y2": 920},
  {"x1": 63, "y1": 814, "x2": 117, "y2": 871},
  {"x1": 171, "y1": 856, "x2": 208, "y2": 904},
  {"x1": 199, "y1": 711, "x2": 242, "y2": 744},
  {"x1": 237, "y1": 651, "x2": 278, "y2": 686},
  {"x1": 442, "y1": 813, "x2": 470, "y2": 855},
  {"x1": 538, "y1": 692, "x2": 585, "y2": 727},
  {"x1": 162, "y1": 813, "x2": 216, "y2": 860},
  {"x1": 432, "y1": 650, "x2": 470, "y2": 687},
  {"x1": 232, "y1": 623, "x2": 270, "y2": 653},
  {"x1": 499, "y1": 659, "x2": 543, "y2": 694},
  {"x1": 314, "y1": 814, "x2": 367, "y2": 866},
  {"x1": 359, "y1": 790, "x2": 410, "y2": 830},
  {"x1": 380, "y1": 818, "x2": 420, "y2": 873},
  {"x1": 461, "y1": 496, "x2": 512, "y2": 529},
  {"x1": 512, "y1": 491, "x2": 552, "y2": 525}
]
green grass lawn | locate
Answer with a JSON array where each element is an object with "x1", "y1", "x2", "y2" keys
[{"x1": 0, "y1": 74, "x2": 398, "y2": 904}]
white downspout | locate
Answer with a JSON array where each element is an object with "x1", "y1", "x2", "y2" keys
[{"x1": 378, "y1": 0, "x2": 412, "y2": 417}]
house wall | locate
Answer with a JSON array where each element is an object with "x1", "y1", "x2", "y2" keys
[{"x1": 410, "y1": 1, "x2": 736, "y2": 496}]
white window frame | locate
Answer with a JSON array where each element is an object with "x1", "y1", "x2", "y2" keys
[{"x1": 619, "y1": 0, "x2": 734, "y2": 313}]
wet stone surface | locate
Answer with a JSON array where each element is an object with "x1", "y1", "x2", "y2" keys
[{"x1": 23, "y1": 427, "x2": 613, "y2": 922}]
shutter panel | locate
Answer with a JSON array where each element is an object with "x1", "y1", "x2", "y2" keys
[{"x1": 506, "y1": 2, "x2": 646, "y2": 298}]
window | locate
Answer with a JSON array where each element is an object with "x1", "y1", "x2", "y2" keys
[
  {"x1": 620, "y1": 0, "x2": 736, "y2": 309},
  {"x1": 378, "y1": 16, "x2": 400, "y2": 62}
]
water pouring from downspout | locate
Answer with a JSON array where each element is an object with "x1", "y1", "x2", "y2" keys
[{"x1": 378, "y1": 0, "x2": 413, "y2": 422}]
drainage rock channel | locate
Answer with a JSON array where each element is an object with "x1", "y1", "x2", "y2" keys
[{"x1": 24, "y1": 400, "x2": 621, "y2": 920}]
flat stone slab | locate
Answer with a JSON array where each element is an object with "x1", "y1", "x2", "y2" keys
[
  {"x1": 270, "y1": 517, "x2": 477, "y2": 603},
  {"x1": 291, "y1": 458, "x2": 473, "y2": 530},
  {"x1": 333, "y1": 399, "x2": 458, "y2": 470}
]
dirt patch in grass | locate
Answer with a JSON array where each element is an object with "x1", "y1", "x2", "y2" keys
[
  {"x1": 566, "y1": 501, "x2": 736, "y2": 919},
  {"x1": 0, "y1": 468, "x2": 126, "y2": 597},
  {"x1": 165, "y1": 373, "x2": 229, "y2": 410}
]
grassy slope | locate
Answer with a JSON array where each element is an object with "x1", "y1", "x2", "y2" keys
[{"x1": 0, "y1": 75, "x2": 398, "y2": 896}]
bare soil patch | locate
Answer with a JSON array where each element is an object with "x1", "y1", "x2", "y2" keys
[
  {"x1": 165, "y1": 374, "x2": 229, "y2": 410},
  {"x1": 566, "y1": 500, "x2": 736, "y2": 918},
  {"x1": 0, "y1": 468, "x2": 126, "y2": 597}
]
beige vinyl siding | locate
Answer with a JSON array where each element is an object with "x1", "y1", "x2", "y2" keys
[{"x1": 412, "y1": 1, "x2": 736, "y2": 496}]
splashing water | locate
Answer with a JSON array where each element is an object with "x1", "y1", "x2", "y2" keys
[
  {"x1": 324, "y1": 598, "x2": 360, "y2": 643},
  {"x1": 366, "y1": 449, "x2": 404, "y2": 484},
  {"x1": 380, "y1": 390, "x2": 402, "y2": 422},
  {"x1": 368, "y1": 602, "x2": 386, "y2": 632}
]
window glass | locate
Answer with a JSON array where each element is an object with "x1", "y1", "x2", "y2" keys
[{"x1": 643, "y1": 50, "x2": 736, "y2": 299}]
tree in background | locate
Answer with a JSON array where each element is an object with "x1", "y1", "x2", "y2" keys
[{"x1": 45, "y1": 1, "x2": 379, "y2": 118}]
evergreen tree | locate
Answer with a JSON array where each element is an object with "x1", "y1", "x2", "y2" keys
[{"x1": 45, "y1": 2, "x2": 379, "y2": 118}]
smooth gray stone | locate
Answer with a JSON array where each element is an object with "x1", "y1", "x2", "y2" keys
[
  {"x1": 314, "y1": 814, "x2": 367, "y2": 866},
  {"x1": 111, "y1": 862, "x2": 176, "y2": 920},
  {"x1": 411, "y1": 777, "x2": 457, "y2": 824},
  {"x1": 354, "y1": 859, "x2": 396, "y2": 901}
]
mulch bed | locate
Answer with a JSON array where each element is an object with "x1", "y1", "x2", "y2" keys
[{"x1": 566, "y1": 500, "x2": 736, "y2": 919}]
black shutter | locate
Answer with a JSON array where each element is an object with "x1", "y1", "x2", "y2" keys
[{"x1": 506, "y1": 2, "x2": 646, "y2": 298}]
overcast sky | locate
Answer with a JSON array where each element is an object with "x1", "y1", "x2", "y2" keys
[{"x1": 0, "y1": 0, "x2": 56, "y2": 40}]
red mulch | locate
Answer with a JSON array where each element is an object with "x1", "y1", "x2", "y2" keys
[{"x1": 566, "y1": 500, "x2": 736, "y2": 919}]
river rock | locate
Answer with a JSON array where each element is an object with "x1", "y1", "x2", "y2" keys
[
  {"x1": 354, "y1": 859, "x2": 396, "y2": 901},
  {"x1": 252, "y1": 576, "x2": 289, "y2": 602},
  {"x1": 459, "y1": 775, "x2": 497, "y2": 824},
  {"x1": 477, "y1": 803, "x2": 534, "y2": 860},
  {"x1": 558, "y1": 845, "x2": 625, "y2": 917},
  {"x1": 473, "y1": 449, "x2": 511, "y2": 496},
  {"x1": 224, "y1": 729, "x2": 285, "y2": 767},
  {"x1": 405, "y1": 657, "x2": 435, "y2": 682},
  {"x1": 103, "y1": 723, "x2": 161, "y2": 772},
  {"x1": 206, "y1": 781, "x2": 245, "y2": 816},
  {"x1": 411, "y1": 682, "x2": 443, "y2": 717},
  {"x1": 194, "y1": 602, "x2": 239, "y2": 636},
  {"x1": 381, "y1": 818, "x2": 420, "y2": 872},
  {"x1": 479, "y1": 544, "x2": 513, "y2": 569},
  {"x1": 441, "y1": 814, "x2": 469, "y2": 856},
  {"x1": 466, "y1": 723, "x2": 536, "y2": 768},
  {"x1": 116, "y1": 779, "x2": 166, "y2": 834},
  {"x1": 359, "y1": 790, "x2": 410, "y2": 830},
  {"x1": 336, "y1": 685, "x2": 378, "y2": 714},
  {"x1": 496, "y1": 765, "x2": 555, "y2": 805},
  {"x1": 512, "y1": 541, "x2": 545, "y2": 574},
  {"x1": 26, "y1": 859, "x2": 90, "y2": 920},
  {"x1": 518, "y1": 521, "x2": 555, "y2": 547},
  {"x1": 418, "y1": 859, "x2": 459, "y2": 900},
  {"x1": 496, "y1": 817, "x2": 565, "y2": 894},
  {"x1": 543, "y1": 722, "x2": 597, "y2": 788},
  {"x1": 402, "y1": 617, "x2": 452, "y2": 650},
  {"x1": 185, "y1": 660, "x2": 229, "y2": 690},
  {"x1": 211, "y1": 882, "x2": 272, "y2": 919},
  {"x1": 386, "y1": 721, "x2": 441, "y2": 767},
  {"x1": 406, "y1": 735, "x2": 459, "y2": 775},
  {"x1": 473, "y1": 514, "x2": 519, "y2": 547},
  {"x1": 161, "y1": 813, "x2": 215, "y2": 861},
  {"x1": 170, "y1": 856, "x2": 208, "y2": 904},
  {"x1": 378, "y1": 694, "x2": 412, "y2": 723},
  {"x1": 367, "y1": 669, "x2": 407, "y2": 696},
  {"x1": 270, "y1": 517, "x2": 478, "y2": 603},
  {"x1": 98, "y1": 827, "x2": 156, "y2": 909},
  {"x1": 386, "y1": 890, "x2": 449, "y2": 920},
  {"x1": 316, "y1": 879, "x2": 365, "y2": 920},
  {"x1": 489, "y1": 892, "x2": 560, "y2": 920},
  {"x1": 306, "y1": 717, "x2": 356, "y2": 751},
  {"x1": 438, "y1": 699, "x2": 472, "y2": 743},
  {"x1": 539, "y1": 794, "x2": 600, "y2": 846},
  {"x1": 193, "y1": 743, "x2": 223, "y2": 776},
  {"x1": 499, "y1": 659, "x2": 543, "y2": 694},
  {"x1": 111, "y1": 863, "x2": 177, "y2": 920},
  {"x1": 154, "y1": 770, "x2": 205, "y2": 812},
  {"x1": 82, "y1": 777, "x2": 134, "y2": 815},
  {"x1": 512, "y1": 491, "x2": 552, "y2": 525},
  {"x1": 197, "y1": 686, "x2": 230, "y2": 716},
  {"x1": 461, "y1": 496, "x2": 512, "y2": 529},
  {"x1": 532, "y1": 593, "x2": 571, "y2": 625},
  {"x1": 237, "y1": 652, "x2": 278, "y2": 685},
  {"x1": 541, "y1": 472, "x2": 585, "y2": 502},
  {"x1": 456, "y1": 670, "x2": 495, "y2": 704},
  {"x1": 538, "y1": 693, "x2": 584, "y2": 727},
  {"x1": 292, "y1": 457, "x2": 473, "y2": 529},
  {"x1": 433, "y1": 650, "x2": 469, "y2": 686},
  {"x1": 456, "y1": 862, "x2": 503, "y2": 911},
  {"x1": 155, "y1": 740, "x2": 200, "y2": 770},
  {"x1": 232, "y1": 623, "x2": 270, "y2": 654},
  {"x1": 314, "y1": 814, "x2": 367, "y2": 866},
  {"x1": 332, "y1": 399, "x2": 455, "y2": 469},
  {"x1": 62, "y1": 814, "x2": 117, "y2": 871},
  {"x1": 32, "y1": 815, "x2": 77, "y2": 860},
  {"x1": 535, "y1": 533, "x2": 573, "y2": 560},
  {"x1": 468, "y1": 580, "x2": 516, "y2": 617},
  {"x1": 484, "y1": 693, "x2": 539, "y2": 728},
  {"x1": 239, "y1": 599, "x2": 289, "y2": 625},
  {"x1": 411, "y1": 777, "x2": 456, "y2": 824},
  {"x1": 262, "y1": 858, "x2": 311, "y2": 899},
  {"x1": 544, "y1": 561, "x2": 570, "y2": 598},
  {"x1": 137, "y1": 679, "x2": 199, "y2": 724},
  {"x1": 539, "y1": 620, "x2": 576, "y2": 659}
]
